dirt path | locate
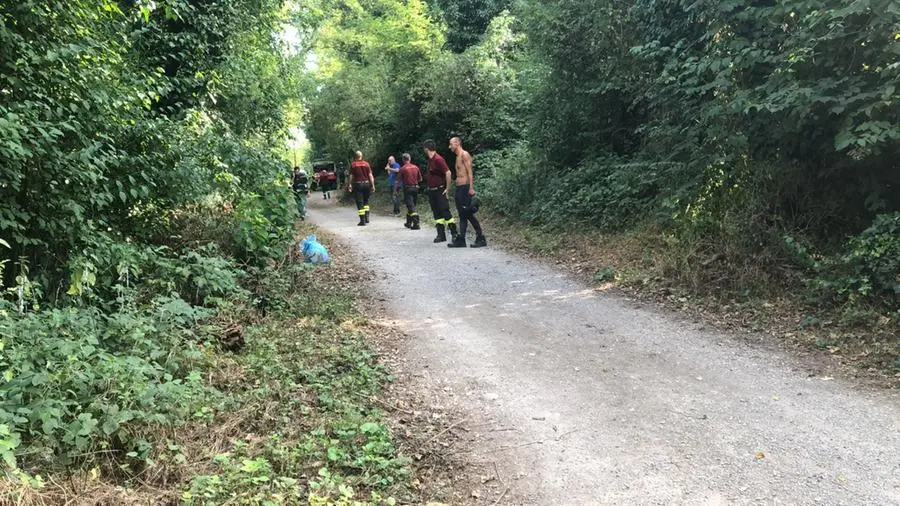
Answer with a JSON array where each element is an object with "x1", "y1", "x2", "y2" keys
[{"x1": 307, "y1": 198, "x2": 900, "y2": 506}]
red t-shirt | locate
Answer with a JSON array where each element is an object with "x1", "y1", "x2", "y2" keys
[
  {"x1": 398, "y1": 162, "x2": 422, "y2": 186},
  {"x1": 426, "y1": 153, "x2": 449, "y2": 188},
  {"x1": 349, "y1": 160, "x2": 372, "y2": 183}
]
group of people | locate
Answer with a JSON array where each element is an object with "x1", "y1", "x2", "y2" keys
[
  {"x1": 316, "y1": 166, "x2": 338, "y2": 199},
  {"x1": 290, "y1": 136, "x2": 487, "y2": 248},
  {"x1": 346, "y1": 137, "x2": 486, "y2": 248},
  {"x1": 291, "y1": 163, "x2": 344, "y2": 218}
]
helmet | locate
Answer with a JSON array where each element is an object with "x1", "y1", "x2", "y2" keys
[{"x1": 469, "y1": 195, "x2": 481, "y2": 213}]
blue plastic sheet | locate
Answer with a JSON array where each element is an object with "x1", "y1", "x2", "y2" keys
[{"x1": 300, "y1": 234, "x2": 329, "y2": 264}]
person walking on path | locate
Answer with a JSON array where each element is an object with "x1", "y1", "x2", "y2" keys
[
  {"x1": 385, "y1": 156, "x2": 401, "y2": 215},
  {"x1": 291, "y1": 166, "x2": 310, "y2": 219},
  {"x1": 447, "y1": 137, "x2": 486, "y2": 248},
  {"x1": 348, "y1": 151, "x2": 376, "y2": 226},
  {"x1": 397, "y1": 153, "x2": 422, "y2": 230},
  {"x1": 423, "y1": 140, "x2": 459, "y2": 243}
]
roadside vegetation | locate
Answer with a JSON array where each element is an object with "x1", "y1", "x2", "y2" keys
[{"x1": 0, "y1": 1, "x2": 430, "y2": 503}]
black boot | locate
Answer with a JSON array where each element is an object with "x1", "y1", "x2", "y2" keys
[
  {"x1": 471, "y1": 235, "x2": 487, "y2": 248},
  {"x1": 411, "y1": 215, "x2": 420, "y2": 230},
  {"x1": 404, "y1": 214, "x2": 411, "y2": 228},
  {"x1": 357, "y1": 214, "x2": 366, "y2": 226},
  {"x1": 433, "y1": 224, "x2": 446, "y2": 243},
  {"x1": 364, "y1": 210, "x2": 370, "y2": 223},
  {"x1": 447, "y1": 235, "x2": 466, "y2": 248},
  {"x1": 447, "y1": 222, "x2": 459, "y2": 242}
]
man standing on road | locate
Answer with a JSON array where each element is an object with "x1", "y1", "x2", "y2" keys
[
  {"x1": 337, "y1": 161, "x2": 346, "y2": 188},
  {"x1": 423, "y1": 140, "x2": 458, "y2": 243},
  {"x1": 385, "y1": 156, "x2": 401, "y2": 215},
  {"x1": 397, "y1": 153, "x2": 422, "y2": 230},
  {"x1": 291, "y1": 166, "x2": 310, "y2": 219},
  {"x1": 447, "y1": 137, "x2": 486, "y2": 248},
  {"x1": 348, "y1": 151, "x2": 376, "y2": 226}
]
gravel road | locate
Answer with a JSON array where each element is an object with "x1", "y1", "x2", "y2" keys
[{"x1": 307, "y1": 197, "x2": 900, "y2": 506}]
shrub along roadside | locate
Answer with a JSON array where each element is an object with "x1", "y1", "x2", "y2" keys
[{"x1": 1, "y1": 204, "x2": 414, "y2": 504}]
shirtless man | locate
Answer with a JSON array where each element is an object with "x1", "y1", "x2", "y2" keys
[{"x1": 447, "y1": 136, "x2": 486, "y2": 248}]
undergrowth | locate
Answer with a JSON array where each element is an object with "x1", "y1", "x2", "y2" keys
[{"x1": 0, "y1": 195, "x2": 412, "y2": 505}]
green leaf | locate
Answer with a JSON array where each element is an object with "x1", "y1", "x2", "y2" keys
[{"x1": 834, "y1": 130, "x2": 853, "y2": 151}]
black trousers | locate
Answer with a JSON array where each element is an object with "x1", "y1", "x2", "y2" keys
[
  {"x1": 454, "y1": 184, "x2": 483, "y2": 239},
  {"x1": 353, "y1": 182, "x2": 371, "y2": 216},
  {"x1": 403, "y1": 185, "x2": 419, "y2": 213},
  {"x1": 427, "y1": 187, "x2": 454, "y2": 225}
]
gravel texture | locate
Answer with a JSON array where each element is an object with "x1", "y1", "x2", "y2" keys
[{"x1": 308, "y1": 198, "x2": 900, "y2": 506}]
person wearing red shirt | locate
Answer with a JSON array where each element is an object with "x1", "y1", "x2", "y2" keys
[
  {"x1": 396, "y1": 153, "x2": 422, "y2": 230},
  {"x1": 423, "y1": 139, "x2": 458, "y2": 243},
  {"x1": 348, "y1": 150, "x2": 376, "y2": 226}
]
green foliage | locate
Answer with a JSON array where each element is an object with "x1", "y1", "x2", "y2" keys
[
  {"x1": 802, "y1": 212, "x2": 900, "y2": 308},
  {"x1": 0, "y1": 299, "x2": 216, "y2": 472},
  {"x1": 0, "y1": 0, "x2": 300, "y2": 290},
  {"x1": 304, "y1": 0, "x2": 444, "y2": 163},
  {"x1": 63, "y1": 232, "x2": 246, "y2": 308},
  {"x1": 184, "y1": 449, "x2": 305, "y2": 505},
  {"x1": 429, "y1": 0, "x2": 512, "y2": 53},
  {"x1": 234, "y1": 184, "x2": 300, "y2": 264},
  {"x1": 176, "y1": 258, "x2": 409, "y2": 504}
]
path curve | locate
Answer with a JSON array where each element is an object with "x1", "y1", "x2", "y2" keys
[{"x1": 307, "y1": 198, "x2": 900, "y2": 506}]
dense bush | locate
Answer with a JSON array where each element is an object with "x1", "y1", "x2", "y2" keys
[
  {"x1": 0, "y1": 299, "x2": 215, "y2": 473},
  {"x1": 805, "y1": 212, "x2": 900, "y2": 309},
  {"x1": 234, "y1": 184, "x2": 300, "y2": 264},
  {"x1": 0, "y1": 0, "x2": 301, "y2": 290},
  {"x1": 0, "y1": 0, "x2": 306, "y2": 486}
]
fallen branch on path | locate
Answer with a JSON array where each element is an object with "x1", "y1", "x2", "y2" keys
[
  {"x1": 491, "y1": 487, "x2": 510, "y2": 506},
  {"x1": 423, "y1": 418, "x2": 468, "y2": 446}
]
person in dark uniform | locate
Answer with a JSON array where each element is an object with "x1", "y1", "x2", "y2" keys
[
  {"x1": 291, "y1": 166, "x2": 310, "y2": 219},
  {"x1": 397, "y1": 153, "x2": 422, "y2": 230},
  {"x1": 423, "y1": 140, "x2": 458, "y2": 243},
  {"x1": 348, "y1": 151, "x2": 375, "y2": 226},
  {"x1": 337, "y1": 161, "x2": 346, "y2": 187}
]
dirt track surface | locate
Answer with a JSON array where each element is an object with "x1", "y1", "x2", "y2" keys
[{"x1": 307, "y1": 197, "x2": 900, "y2": 506}]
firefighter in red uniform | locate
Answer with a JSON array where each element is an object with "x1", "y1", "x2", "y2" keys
[
  {"x1": 423, "y1": 140, "x2": 458, "y2": 243},
  {"x1": 396, "y1": 153, "x2": 422, "y2": 230},
  {"x1": 348, "y1": 151, "x2": 376, "y2": 226}
]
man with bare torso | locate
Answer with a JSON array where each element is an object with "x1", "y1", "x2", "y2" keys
[{"x1": 447, "y1": 137, "x2": 486, "y2": 248}]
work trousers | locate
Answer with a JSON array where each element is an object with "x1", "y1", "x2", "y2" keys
[
  {"x1": 353, "y1": 182, "x2": 371, "y2": 216},
  {"x1": 454, "y1": 184, "x2": 483, "y2": 240}
]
